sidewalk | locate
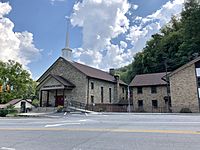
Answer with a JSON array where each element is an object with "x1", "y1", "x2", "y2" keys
[{"x1": 17, "y1": 112, "x2": 58, "y2": 118}]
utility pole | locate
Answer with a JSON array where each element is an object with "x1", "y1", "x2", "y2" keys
[
  {"x1": 165, "y1": 60, "x2": 170, "y2": 112},
  {"x1": 127, "y1": 86, "x2": 131, "y2": 113}
]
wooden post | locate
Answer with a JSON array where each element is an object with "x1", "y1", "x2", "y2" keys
[
  {"x1": 63, "y1": 89, "x2": 65, "y2": 107},
  {"x1": 55, "y1": 89, "x2": 57, "y2": 107},
  {"x1": 40, "y1": 90, "x2": 42, "y2": 107},
  {"x1": 47, "y1": 90, "x2": 49, "y2": 107}
]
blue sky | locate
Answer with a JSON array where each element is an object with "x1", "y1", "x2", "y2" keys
[{"x1": 0, "y1": 0, "x2": 184, "y2": 80}]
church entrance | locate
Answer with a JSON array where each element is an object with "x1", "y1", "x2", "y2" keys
[{"x1": 55, "y1": 96, "x2": 64, "y2": 107}]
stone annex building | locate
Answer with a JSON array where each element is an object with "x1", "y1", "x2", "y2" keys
[
  {"x1": 129, "y1": 72, "x2": 170, "y2": 113},
  {"x1": 129, "y1": 56, "x2": 200, "y2": 113},
  {"x1": 37, "y1": 46, "x2": 128, "y2": 112}
]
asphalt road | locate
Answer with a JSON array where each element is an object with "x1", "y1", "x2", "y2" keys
[{"x1": 1, "y1": 113, "x2": 200, "y2": 150}]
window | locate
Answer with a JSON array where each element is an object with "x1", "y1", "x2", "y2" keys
[
  {"x1": 122, "y1": 87, "x2": 125, "y2": 94},
  {"x1": 137, "y1": 87, "x2": 143, "y2": 94},
  {"x1": 138, "y1": 100, "x2": 143, "y2": 107},
  {"x1": 152, "y1": 100, "x2": 158, "y2": 108},
  {"x1": 109, "y1": 88, "x2": 112, "y2": 103},
  {"x1": 101, "y1": 87, "x2": 104, "y2": 103},
  {"x1": 91, "y1": 82, "x2": 94, "y2": 89},
  {"x1": 130, "y1": 89, "x2": 133, "y2": 99},
  {"x1": 197, "y1": 77, "x2": 200, "y2": 87},
  {"x1": 91, "y1": 95, "x2": 94, "y2": 103},
  {"x1": 151, "y1": 86, "x2": 157, "y2": 93},
  {"x1": 167, "y1": 86, "x2": 170, "y2": 93}
]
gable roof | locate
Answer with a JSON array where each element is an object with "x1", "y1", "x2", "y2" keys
[
  {"x1": 51, "y1": 74, "x2": 75, "y2": 87},
  {"x1": 37, "y1": 74, "x2": 75, "y2": 89},
  {"x1": 37, "y1": 57, "x2": 127, "y2": 85},
  {"x1": 129, "y1": 72, "x2": 167, "y2": 87},
  {"x1": 169, "y1": 56, "x2": 200, "y2": 77},
  {"x1": 70, "y1": 61, "x2": 126, "y2": 85},
  {"x1": 0, "y1": 99, "x2": 33, "y2": 109}
]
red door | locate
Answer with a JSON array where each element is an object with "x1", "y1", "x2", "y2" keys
[{"x1": 55, "y1": 96, "x2": 64, "y2": 107}]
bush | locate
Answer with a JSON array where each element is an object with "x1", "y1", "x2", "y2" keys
[
  {"x1": 57, "y1": 105, "x2": 64, "y2": 113},
  {"x1": 32, "y1": 99, "x2": 40, "y2": 107},
  {"x1": 6, "y1": 105, "x2": 18, "y2": 114},
  {"x1": 0, "y1": 109, "x2": 8, "y2": 117},
  {"x1": 180, "y1": 108, "x2": 192, "y2": 113}
]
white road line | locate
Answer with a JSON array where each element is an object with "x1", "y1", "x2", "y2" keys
[
  {"x1": 1, "y1": 147, "x2": 15, "y2": 150},
  {"x1": 79, "y1": 119, "x2": 87, "y2": 122},
  {"x1": 45, "y1": 123, "x2": 81, "y2": 127}
]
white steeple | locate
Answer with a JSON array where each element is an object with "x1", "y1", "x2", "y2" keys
[{"x1": 62, "y1": 18, "x2": 72, "y2": 61}]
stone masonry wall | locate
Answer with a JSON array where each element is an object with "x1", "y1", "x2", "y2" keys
[
  {"x1": 88, "y1": 79, "x2": 115, "y2": 104},
  {"x1": 170, "y1": 64, "x2": 199, "y2": 113},
  {"x1": 39, "y1": 58, "x2": 88, "y2": 107},
  {"x1": 88, "y1": 79, "x2": 127, "y2": 105},
  {"x1": 131, "y1": 86, "x2": 167, "y2": 112}
]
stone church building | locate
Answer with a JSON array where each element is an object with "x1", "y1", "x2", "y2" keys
[{"x1": 37, "y1": 46, "x2": 128, "y2": 112}]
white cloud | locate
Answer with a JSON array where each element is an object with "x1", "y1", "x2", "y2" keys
[
  {"x1": 71, "y1": 0, "x2": 130, "y2": 50},
  {"x1": 132, "y1": 4, "x2": 138, "y2": 10},
  {"x1": 120, "y1": 41, "x2": 128, "y2": 49},
  {"x1": 71, "y1": 0, "x2": 130, "y2": 69},
  {"x1": 0, "y1": 2, "x2": 41, "y2": 71},
  {"x1": 99, "y1": 44, "x2": 132, "y2": 70},
  {"x1": 0, "y1": 2, "x2": 11, "y2": 18},
  {"x1": 127, "y1": 0, "x2": 184, "y2": 54},
  {"x1": 71, "y1": 0, "x2": 184, "y2": 71},
  {"x1": 50, "y1": 0, "x2": 65, "y2": 5}
]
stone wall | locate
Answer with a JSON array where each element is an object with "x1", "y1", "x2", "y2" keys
[
  {"x1": 88, "y1": 79, "x2": 114, "y2": 104},
  {"x1": 39, "y1": 58, "x2": 88, "y2": 107},
  {"x1": 131, "y1": 86, "x2": 167, "y2": 112},
  {"x1": 169, "y1": 64, "x2": 199, "y2": 113},
  {"x1": 119, "y1": 85, "x2": 128, "y2": 102},
  {"x1": 88, "y1": 79, "x2": 127, "y2": 104}
]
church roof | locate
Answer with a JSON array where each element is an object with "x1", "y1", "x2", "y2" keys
[
  {"x1": 70, "y1": 61, "x2": 126, "y2": 85},
  {"x1": 37, "y1": 74, "x2": 75, "y2": 90},
  {"x1": 129, "y1": 72, "x2": 167, "y2": 87},
  {"x1": 37, "y1": 57, "x2": 127, "y2": 85},
  {"x1": 51, "y1": 74, "x2": 75, "y2": 87}
]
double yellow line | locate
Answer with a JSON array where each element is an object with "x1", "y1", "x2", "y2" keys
[{"x1": 0, "y1": 128, "x2": 200, "y2": 135}]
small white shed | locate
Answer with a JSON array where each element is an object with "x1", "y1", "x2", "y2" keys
[{"x1": 0, "y1": 99, "x2": 35, "y2": 113}]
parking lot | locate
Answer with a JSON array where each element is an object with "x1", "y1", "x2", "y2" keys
[{"x1": 1, "y1": 113, "x2": 200, "y2": 150}]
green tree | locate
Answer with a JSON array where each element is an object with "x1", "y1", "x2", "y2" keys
[
  {"x1": 117, "y1": 0, "x2": 200, "y2": 84},
  {"x1": 0, "y1": 60, "x2": 36, "y2": 103}
]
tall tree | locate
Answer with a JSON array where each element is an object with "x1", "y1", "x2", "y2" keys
[
  {"x1": 0, "y1": 60, "x2": 36, "y2": 103},
  {"x1": 117, "y1": 0, "x2": 200, "y2": 83}
]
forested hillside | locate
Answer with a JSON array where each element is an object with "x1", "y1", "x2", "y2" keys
[{"x1": 117, "y1": 0, "x2": 200, "y2": 83}]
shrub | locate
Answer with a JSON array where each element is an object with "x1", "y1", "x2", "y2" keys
[
  {"x1": 32, "y1": 99, "x2": 40, "y2": 107},
  {"x1": 6, "y1": 105, "x2": 18, "y2": 114},
  {"x1": 0, "y1": 109, "x2": 8, "y2": 117},
  {"x1": 57, "y1": 105, "x2": 64, "y2": 113},
  {"x1": 180, "y1": 108, "x2": 192, "y2": 113}
]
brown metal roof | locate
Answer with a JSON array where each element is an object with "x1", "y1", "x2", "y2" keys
[
  {"x1": 68, "y1": 60, "x2": 127, "y2": 85},
  {"x1": 129, "y1": 72, "x2": 167, "y2": 87},
  {"x1": 37, "y1": 57, "x2": 127, "y2": 85}
]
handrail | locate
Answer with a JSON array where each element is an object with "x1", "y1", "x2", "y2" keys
[{"x1": 69, "y1": 100, "x2": 86, "y2": 110}]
